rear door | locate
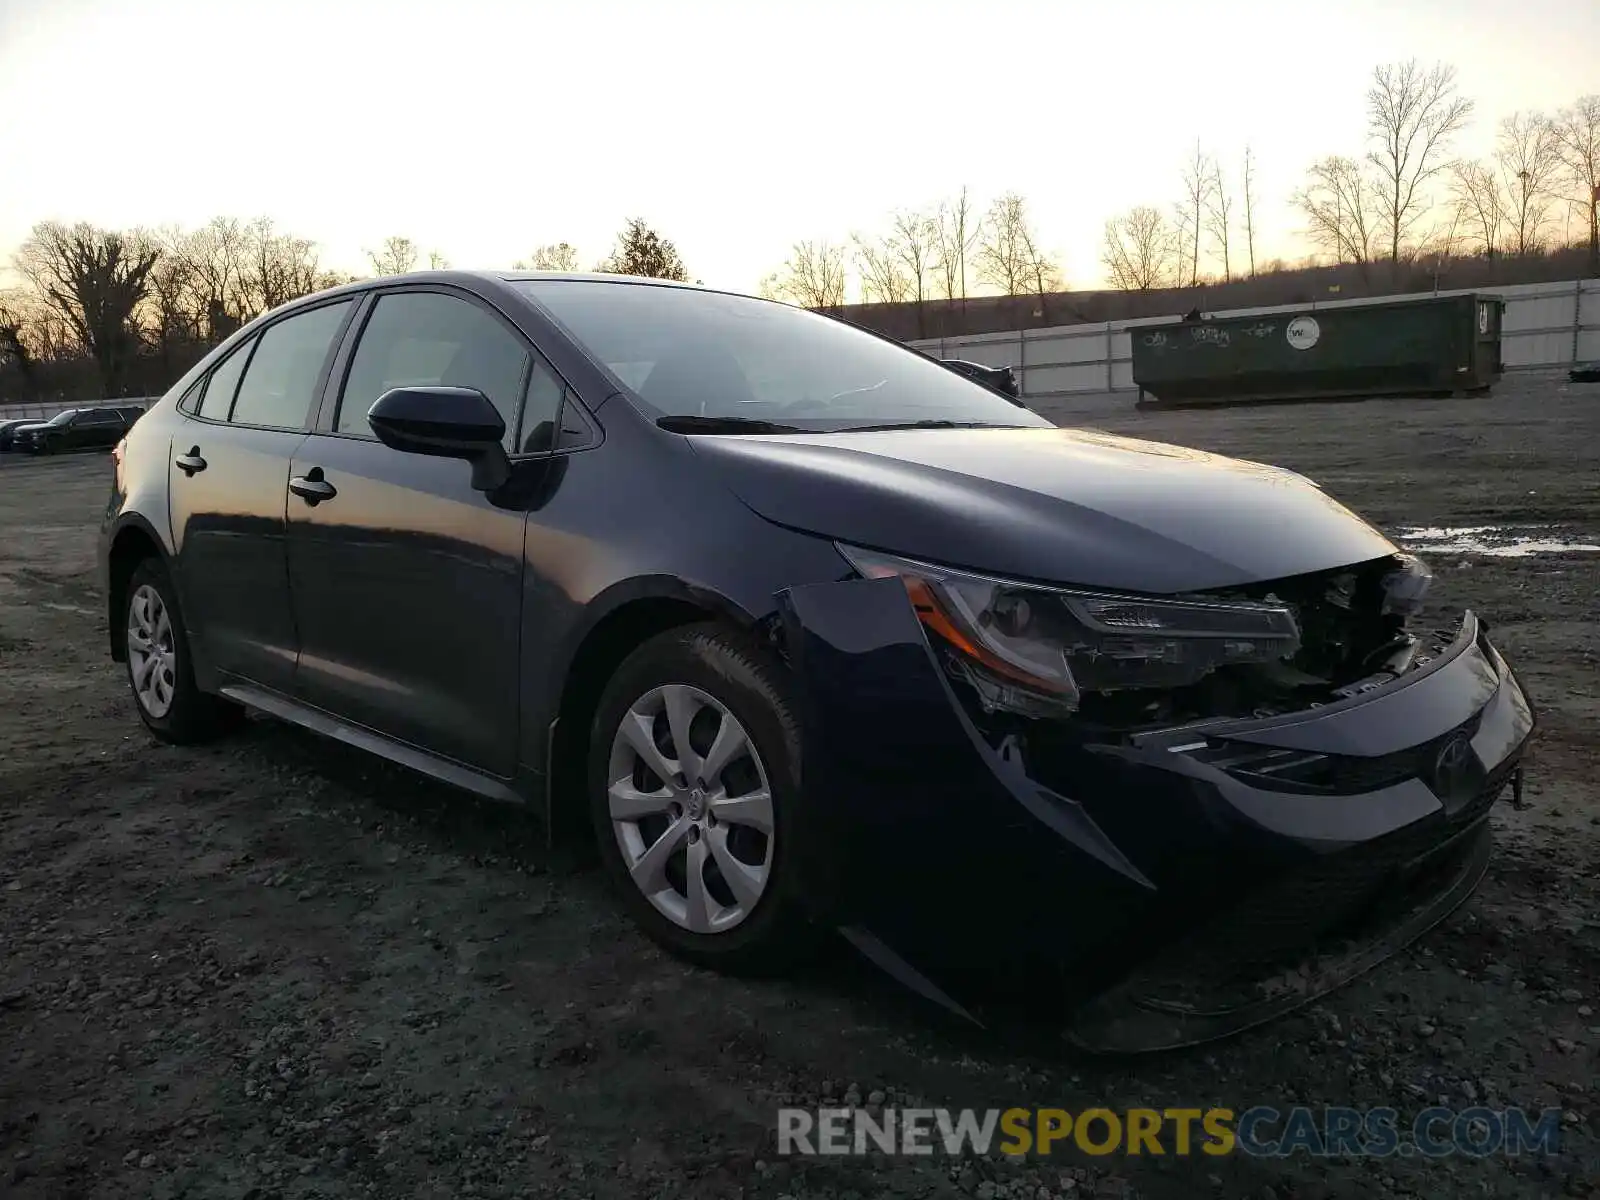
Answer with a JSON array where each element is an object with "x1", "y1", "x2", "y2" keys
[
  {"x1": 284, "y1": 286, "x2": 554, "y2": 775},
  {"x1": 167, "y1": 298, "x2": 357, "y2": 691}
]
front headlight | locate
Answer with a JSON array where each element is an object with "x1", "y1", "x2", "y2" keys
[{"x1": 837, "y1": 544, "x2": 1302, "y2": 718}]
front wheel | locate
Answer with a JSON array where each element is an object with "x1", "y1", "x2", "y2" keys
[
  {"x1": 123, "y1": 558, "x2": 243, "y2": 744},
  {"x1": 587, "y1": 623, "x2": 814, "y2": 972}
]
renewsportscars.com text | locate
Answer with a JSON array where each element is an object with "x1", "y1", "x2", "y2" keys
[{"x1": 776, "y1": 1106, "x2": 1564, "y2": 1159}]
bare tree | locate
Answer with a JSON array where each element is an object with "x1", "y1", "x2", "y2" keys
[
  {"x1": 1102, "y1": 206, "x2": 1175, "y2": 291},
  {"x1": 1295, "y1": 156, "x2": 1378, "y2": 264},
  {"x1": 598, "y1": 218, "x2": 688, "y2": 280},
  {"x1": 934, "y1": 187, "x2": 981, "y2": 300},
  {"x1": 515, "y1": 242, "x2": 581, "y2": 271},
  {"x1": 889, "y1": 210, "x2": 938, "y2": 310},
  {"x1": 427, "y1": 250, "x2": 450, "y2": 270},
  {"x1": 1494, "y1": 112, "x2": 1561, "y2": 256},
  {"x1": 141, "y1": 230, "x2": 200, "y2": 372},
  {"x1": 1450, "y1": 160, "x2": 1507, "y2": 257},
  {"x1": 366, "y1": 236, "x2": 419, "y2": 276},
  {"x1": 1551, "y1": 95, "x2": 1600, "y2": 274},
  {"x1": 1205, "y1": 161, "x2": 1235, "y2": 282},
  {"x1": 179, "y1": 216, "x2": 253, "y2": 339},
  {"x1": 975, "y1": 192, "x2": 1039, "y2": 296},
  {"x1": 1242, "y1": 146, "x2": 1259, "y2": 277},
  {"x1": 243, "y1": 217, "x2": 330, "y2": 314},
  {"x1": 1366, "y1": 59, "x2": 1475, "y2": 262},
  {"x1": 1018, "y1": 224, "x2": 1063, "y2": 299},
  {"x1": 1175, "y1": 142, "x2": 1215, "y2": 286},
  {"x1": 0, "y1": 295, "x2": 40, "y2": 398},
  {"x1": 851, "y1": 231, "x2": 914, "y2": 303},
  {"x1": 764, "y1": 240, "x2": 847, "y2": 309},
  {"x1": 14, "y1": 221, "x2": 159, "y2": 396}
]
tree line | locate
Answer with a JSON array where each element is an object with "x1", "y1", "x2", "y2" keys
[
  {"x1": 758, "y1": 188, "x2": 1062, "y2": 311},
  {"x1": 0, "y1": 217, "x2": 689, "y2": 400},
  {"x1": 3, "y1": 62, "x2": 1597, "y2": 401},
  {"x1": 1103, "y1": 64, "x2": 1599, "y2": 292}
]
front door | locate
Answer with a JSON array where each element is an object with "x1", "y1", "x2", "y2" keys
[
  {"x1": 285, "y1": 288, "x2": 556, "y2": 777},
  {"x1": 167, "y1": 299, "x2": 356, "y2": 691}
]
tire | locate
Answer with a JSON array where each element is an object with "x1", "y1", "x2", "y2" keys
[
  {"x1": 587, "y1": 622, "x2": 814, "y2": 973},
  {"x1": 123, "y1": 558, "x2": 244, "y2": 744}
]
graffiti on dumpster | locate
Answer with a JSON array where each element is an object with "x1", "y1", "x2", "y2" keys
[
  {"x1": 1142, "y1": 331, "x2": 1170, "y2": 348},
  {"x1": 1241, "y1": 323, "x2": 1277, "y2": 338},
  {"x1": 1189, "y1": 325, "x2": 1230, "y2": 346}
]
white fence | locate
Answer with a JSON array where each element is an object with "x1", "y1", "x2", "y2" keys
[
  {"x1": 908, "y1": 278, "x2": 1600, "y2": 405},
  {"x1": 0, "y1": 396, "x2": 157, "y2": 424}
]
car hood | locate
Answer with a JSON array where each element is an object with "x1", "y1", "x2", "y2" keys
[{"x1": 687, "y1": 427, "x2": 1398, "y2": 593}]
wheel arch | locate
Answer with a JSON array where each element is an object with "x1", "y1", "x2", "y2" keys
[
  {"x1": 105, "y1": 515, "x2": 175, "y2": 663},
  {"x1": 542, "y1": 577, "x2": 773, "y2": 842}
]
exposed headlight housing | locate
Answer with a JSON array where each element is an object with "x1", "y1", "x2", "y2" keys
[
  {"x1": 837, "y1": 544, "x2": 1302, "y2": 718},
  {"x1": 1379, "y1": 552, "x2": 1432, "y2": 616}
]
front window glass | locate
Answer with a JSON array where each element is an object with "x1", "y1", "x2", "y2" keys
[
  {"x1": 339, "y1": 292, "x2": 533, "y2": 450},
  {"x1": 514, "y1": 280, "x2": 1048, "y2": 432}
]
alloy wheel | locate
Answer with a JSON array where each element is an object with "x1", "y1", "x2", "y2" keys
[
  {"x1": 127, "y1": 583, "x2": 177, "y2": 719},
  {"x1": 606, "y1": 683, "x2": 775, "y2": 934}
]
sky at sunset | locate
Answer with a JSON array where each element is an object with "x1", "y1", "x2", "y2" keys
[{"x1": 1, "y1": 0, "x2": 1597, "y2": 295}]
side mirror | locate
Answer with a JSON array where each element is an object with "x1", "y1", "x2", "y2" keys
[{"x1": 367, "y1": 385, "x2": 510, "y2": 491}]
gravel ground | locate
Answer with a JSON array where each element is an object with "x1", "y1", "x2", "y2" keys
[{"x1": 2, "y1": 372, "x2": 1597, "y2": 1200}]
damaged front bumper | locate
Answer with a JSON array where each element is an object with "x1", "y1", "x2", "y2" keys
[{"x1": 778, "y1": 577, "x2": 1534, "y2": 1052}]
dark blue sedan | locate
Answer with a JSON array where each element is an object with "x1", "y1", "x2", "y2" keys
[{"x1": 98, "y1": 272, "x2": 1534, "y2": 1050}]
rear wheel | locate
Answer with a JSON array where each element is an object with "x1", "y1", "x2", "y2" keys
[
  {"x1": 124, "y1": 558, "x2": 243, "y2": 744},
  {"x1": 587, "y1": 623, "x2": 813, "y2": 972}
]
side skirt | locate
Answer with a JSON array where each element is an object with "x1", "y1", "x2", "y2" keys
[{"x1": 219, "y1": 682, "x2": 525, "y2": 806}]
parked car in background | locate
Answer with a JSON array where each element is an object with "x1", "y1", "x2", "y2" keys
[
  {"x1": 99, "y1": 271, "x2": 1533, "y2": 1050},
  {"x1": 13, "y1": 406, "x2": 138, "y2": 454},
  {"x1": 939, "y1": 358, "x2": 1021, "y2": 400},
  {"x1": 0, "y1": 418, "x2": 37, "y2": 451}
]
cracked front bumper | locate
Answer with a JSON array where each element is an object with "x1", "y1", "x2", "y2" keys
[{"x1": 778, "y1": 577, "x2": 1534, "y2": 1048}]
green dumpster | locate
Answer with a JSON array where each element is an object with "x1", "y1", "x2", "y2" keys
[{"x1": 1130, "y1": 293, "x2": 1505, "y2": 408}]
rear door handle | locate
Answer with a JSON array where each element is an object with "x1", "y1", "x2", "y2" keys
[
  {"x1": 175, "y1": 447, "x2": 207, "y2": 476},
  {"x1": 288, "y1": 468, "x2": 337, "y2": 505}
]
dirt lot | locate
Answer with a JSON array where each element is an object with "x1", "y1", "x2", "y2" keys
[{"x1": 2, "y1": 373, "x2": 1597, "y2": 1200}]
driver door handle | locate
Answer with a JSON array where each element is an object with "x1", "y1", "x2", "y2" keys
[
  {"x1": 289, "y1": 468, "x2": 337, "y2": 505},
  {"x1": 175, "y1": 447, "x2": 207, "y2": 476}
]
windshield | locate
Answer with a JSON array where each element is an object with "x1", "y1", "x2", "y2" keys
[
  {"x1": 46, "y1": 409, "x2": 79, "y2": 425},
  {"x1": 514, "y1": 280, "x2": 1050, "y2": 432}
]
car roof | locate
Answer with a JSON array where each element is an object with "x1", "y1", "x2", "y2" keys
[{"x1": 282, "y1": 270, "x2": 729, "y2": 319}]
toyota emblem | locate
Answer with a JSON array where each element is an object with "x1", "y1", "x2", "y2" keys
[{"x1": 1431, "y1": 734, "x2": 1482, "y2": 809}]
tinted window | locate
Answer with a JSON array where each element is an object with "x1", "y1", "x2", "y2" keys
[
  {"x1": 199, "y1": 341, "x2": 254, "y2": 420},
  {"x1": 231, "y1": 301, "x2": 353, "y2": 429},
  {"x1": 339, "y1": 292, "x2": 534, "y2": 449},
  {"x1": 515, "y1": 281, "x2": 1050, "y2": 431}
]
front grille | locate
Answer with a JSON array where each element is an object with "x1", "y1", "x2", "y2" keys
[{"x1": 1196, "y1": 707, "x2": 1488, "y2": 797}]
